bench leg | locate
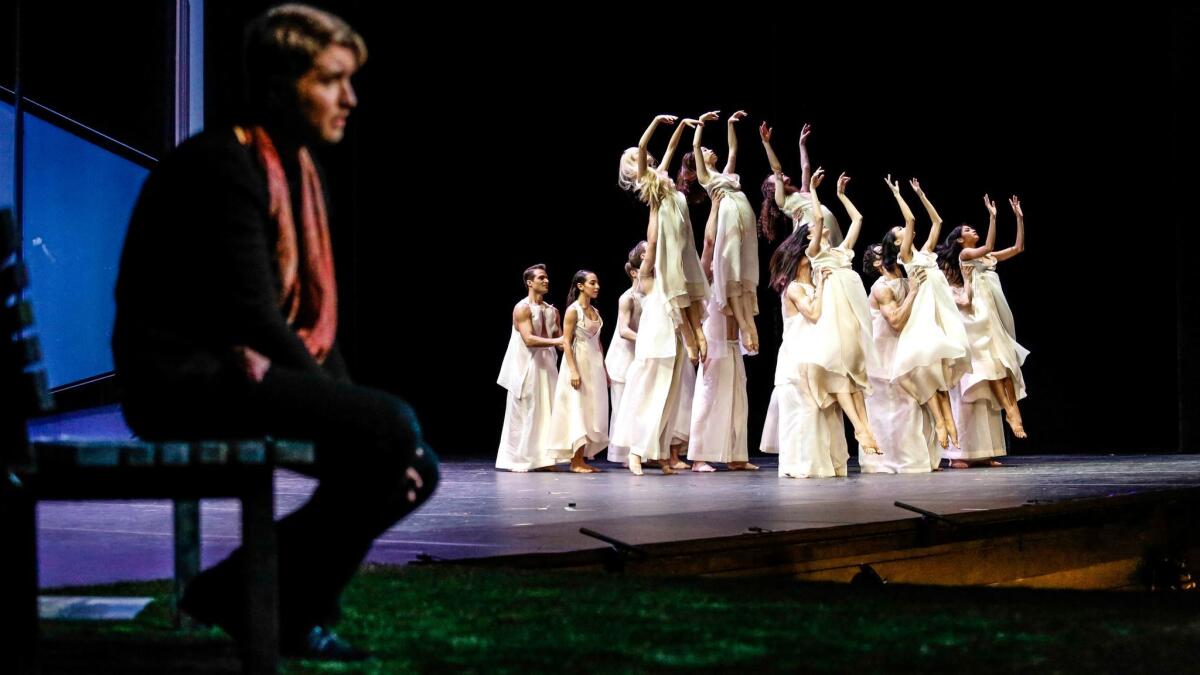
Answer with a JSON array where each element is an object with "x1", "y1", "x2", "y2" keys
[
  {"x1": 0, "y1": 480, "x2": 39, "y2": 674},
  {"x1": 172, "y1": 498, "x2": 200, "y2": 629},
  {"x1": 241, "y1": 469, "x2": 278, "y2": 674}
]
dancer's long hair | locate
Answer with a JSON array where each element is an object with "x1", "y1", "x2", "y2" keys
[
  {"x1": 618, "y1": 148, "x2": 671, "y2": 207},
  {"x1": 880, "y1": 228, "x2": 904, "y2": 277},
  {"x1": 566, "y1": 269, "x2": 596, "y2": 307},
  {"x1": 769, "y1": 225, "x2": 811, "y2": 294},
  {"x1": 862, "y1": 243, "x2": 884, "y2": 280},
  {"x1": 935, "y1": 226, "x2": 967, "y2": 287},
  {"x1": 676, "y1": 152, "x2": 708, "y2": 206},
  {"x1": 758, "y1": 175, "x2": 791, "y2": 243}
]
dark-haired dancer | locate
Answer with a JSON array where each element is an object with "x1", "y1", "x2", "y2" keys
[{"x1": 549, "y1": 270, "x2": 608, "y2": 472}]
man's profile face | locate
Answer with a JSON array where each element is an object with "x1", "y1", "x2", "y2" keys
[
  {"x1": 527, "y1": 270, "x2": 550, "y2": 295},
  {"x1": 295, "y1": 44, "x2": 358, "y2": 144}
]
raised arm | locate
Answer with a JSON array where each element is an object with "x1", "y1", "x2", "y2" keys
[
  {"x1": 909, "y1": 178, "x2": 943, "y2": 253},
  {"x1": 835, "y1": 173, "x2": 864, "y2": 250},
  {"x1": 617, "y1": 292, "x2": 638, "y2": 342},
  {"x1": 662, "y1": 118, "x2": 699, "y2": 172},
  {"x1": 806, "y1": 168, "x2": 826, "y2": 257},
  {"x1": 993, "y1": 195, "x2": 1026, "y2": 261},
  {"x1": 798, "y1": 122, "x2": 813, "y2": 191},
  {"x1": 886, "y1": 174, "x2": 917, "y2": 262},
  {"x1": 693, "y1": 111, "x2": 720, "y2": 185},
  {"x1": 961, "y1": 194, "x2": 997, "y2": 261},
  {"x1": 638, "y1": 210, "x2": 658, "y2": 289},
  {"x1": 760, "y1": 122, "x2": 787, "y2": 209},
  {"x1": 725, "y1": 110, "x2": 746, "y2": 174},
  {"x1": 637, "y1": 114, "x2": 676, "y2": 179}
]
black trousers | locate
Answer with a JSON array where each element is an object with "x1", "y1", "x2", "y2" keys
[{"x1": 122, "y1": 349, "x2": 439, "y2": 640}]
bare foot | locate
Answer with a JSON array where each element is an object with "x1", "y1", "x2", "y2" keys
[
  {"x1": 661, "y1": 462, "x2": 676, "y2": 475},
  {"x1": 628, "y1": 455, "x2": 643, "y2": 476},
  {"x1": 741, "y1": 329, "x2": 759, "y2": 354},
  {"x1": 570, "y1": 461, "x2": 601, "y2": 473},
  {"x1": 988, "y1": 459, "x2": 1004, "y2": 467},
  {"x1": 949, "y1": 460, "x2": 969, "y2": 469},
  {"x1": 728, "y1": 462, "x2": 760, "y2": 471},
  {"x1": 685, "y1": 342, "x2": 700, "y2": 364},
  {"x1": 1007, "y1": 401, "x2": 1026, "y2": 434},
  {"x1": 1006, "y1": 414, "x2": 1027, "y2": 439},
  {"x1": 935, "y1": 425, "x2": 949, "y2": 449},
  {"x1": 692, "y1": 462, "x2": 716, "y2": 473},
  {"x1": 855, "y1": 430, "x2": 883, "y2": 455},
  {"x1": 946, "y1": 421, "x2": 960, "y2": 448},
  {"x1": 695, "y1": 333, "x2": 708, "y2": 364},
  {"x1": 671, "y1": 460, "x2": 691, "y2": 470}
]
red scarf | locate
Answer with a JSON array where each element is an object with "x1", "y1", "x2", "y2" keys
[{"x1": 236, "y1": 126, "x2": 337, "y2": 363}]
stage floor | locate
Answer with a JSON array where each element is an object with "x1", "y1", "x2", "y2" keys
[{"x1": 33, "y1": 447, "x2": 1200, "y2": 588}]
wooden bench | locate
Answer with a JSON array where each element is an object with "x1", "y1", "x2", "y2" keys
[{"x1": 0, "y1": 207, "x2": 313, "y2": 674}]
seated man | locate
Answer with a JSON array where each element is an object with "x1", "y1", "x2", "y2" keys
[{"x1": 112, "y1": 3, "x2": 437, "y2": 660}]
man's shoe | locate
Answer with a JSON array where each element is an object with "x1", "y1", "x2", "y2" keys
[{"x1": 283, "y1": 625, "x2": 370, "y2": 661}]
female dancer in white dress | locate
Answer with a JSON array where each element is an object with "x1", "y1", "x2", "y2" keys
[
  {"x1": 683, "y1": 111, "x2": 759, "y2": 471},
  {"x1": 859, "y1": 244, "x2": 940, "y2": 472},
  {"x1": 607, "y1": 235, "x2": 692, "y2": 472},
  {"x1": 614, "y1": 115, "x2": 711, "y2": 475},
  {"x1": 548, "y1": 270, "x2": 608, "y2": 473},
  {"x1": 617, "y1": 114, "x2": 710, "y2": 363},
  {"x1": 885, "y1": 177, "x2": 972, "y2": 449},
  {"x1": 605, "y1": 242, "x2": 646, "y2": 465},
  {"x1": 940, "y1": 195, "x2": 1029, "y2": 467},
  {"x1": 796, "y1": 171, "x2": 883, "y2": 454},
  {"x1": 757, "y1": 122, "x2": 843, "y2": 245},
  {"x1": 617, "y1": 236, "x2": 694, "y2": 474},
  {"x1": 496, "y1": 264, "x2": 564, "y2": 471},
  {"x1": 759, "y1": 221, "x2": 845, "y2": 477}
]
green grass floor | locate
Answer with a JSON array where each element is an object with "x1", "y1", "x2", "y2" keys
[{"x1": 40, "y1": 563, "x2": 1200, "y2": 673}]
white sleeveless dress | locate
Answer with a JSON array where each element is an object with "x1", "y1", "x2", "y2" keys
[
  {"x1": 889, "y1": 250, "x2": 971, "y2": 404},
  {"x1": 759, "y1": 282, "x2": 849, "y2": 478},
  {"x1": 687, "y1": 172, "x2": 755, "y2": 463},
  {"x1": 946, "y1": 255, "x2": 1028, "y2": 461},
  {"x1": 796, "y1": 244, "x2": 879, "y2": 397},
  {"x1": 548, "y1": 303, "x2": 610, "y2": 459},
  {"x1": 610, "y1": 183, "x2": 709, "y2": 461},
  {"x1": 783, "y1": 191, "x2": 844, "y2": 246}
]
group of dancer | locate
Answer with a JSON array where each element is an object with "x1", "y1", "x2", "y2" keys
[{"x1": 496, "y1": 112, "x2": 1028, "y2": 478}]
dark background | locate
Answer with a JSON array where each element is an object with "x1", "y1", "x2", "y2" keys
[{"x1": 5, "y1": 3, "x2": 1194, "y2": 456}]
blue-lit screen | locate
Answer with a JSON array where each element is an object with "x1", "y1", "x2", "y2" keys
[
  {"x1": 0, "y1": 102, "x2": 13, "y2": 208},
  {"x1": 16, "y1": 106, "x2": 148, "y2": 387}
]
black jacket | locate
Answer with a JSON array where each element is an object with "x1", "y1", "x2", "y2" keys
[{"x1": 113, "y1": 127, "x2": 342, "y2": 413}]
